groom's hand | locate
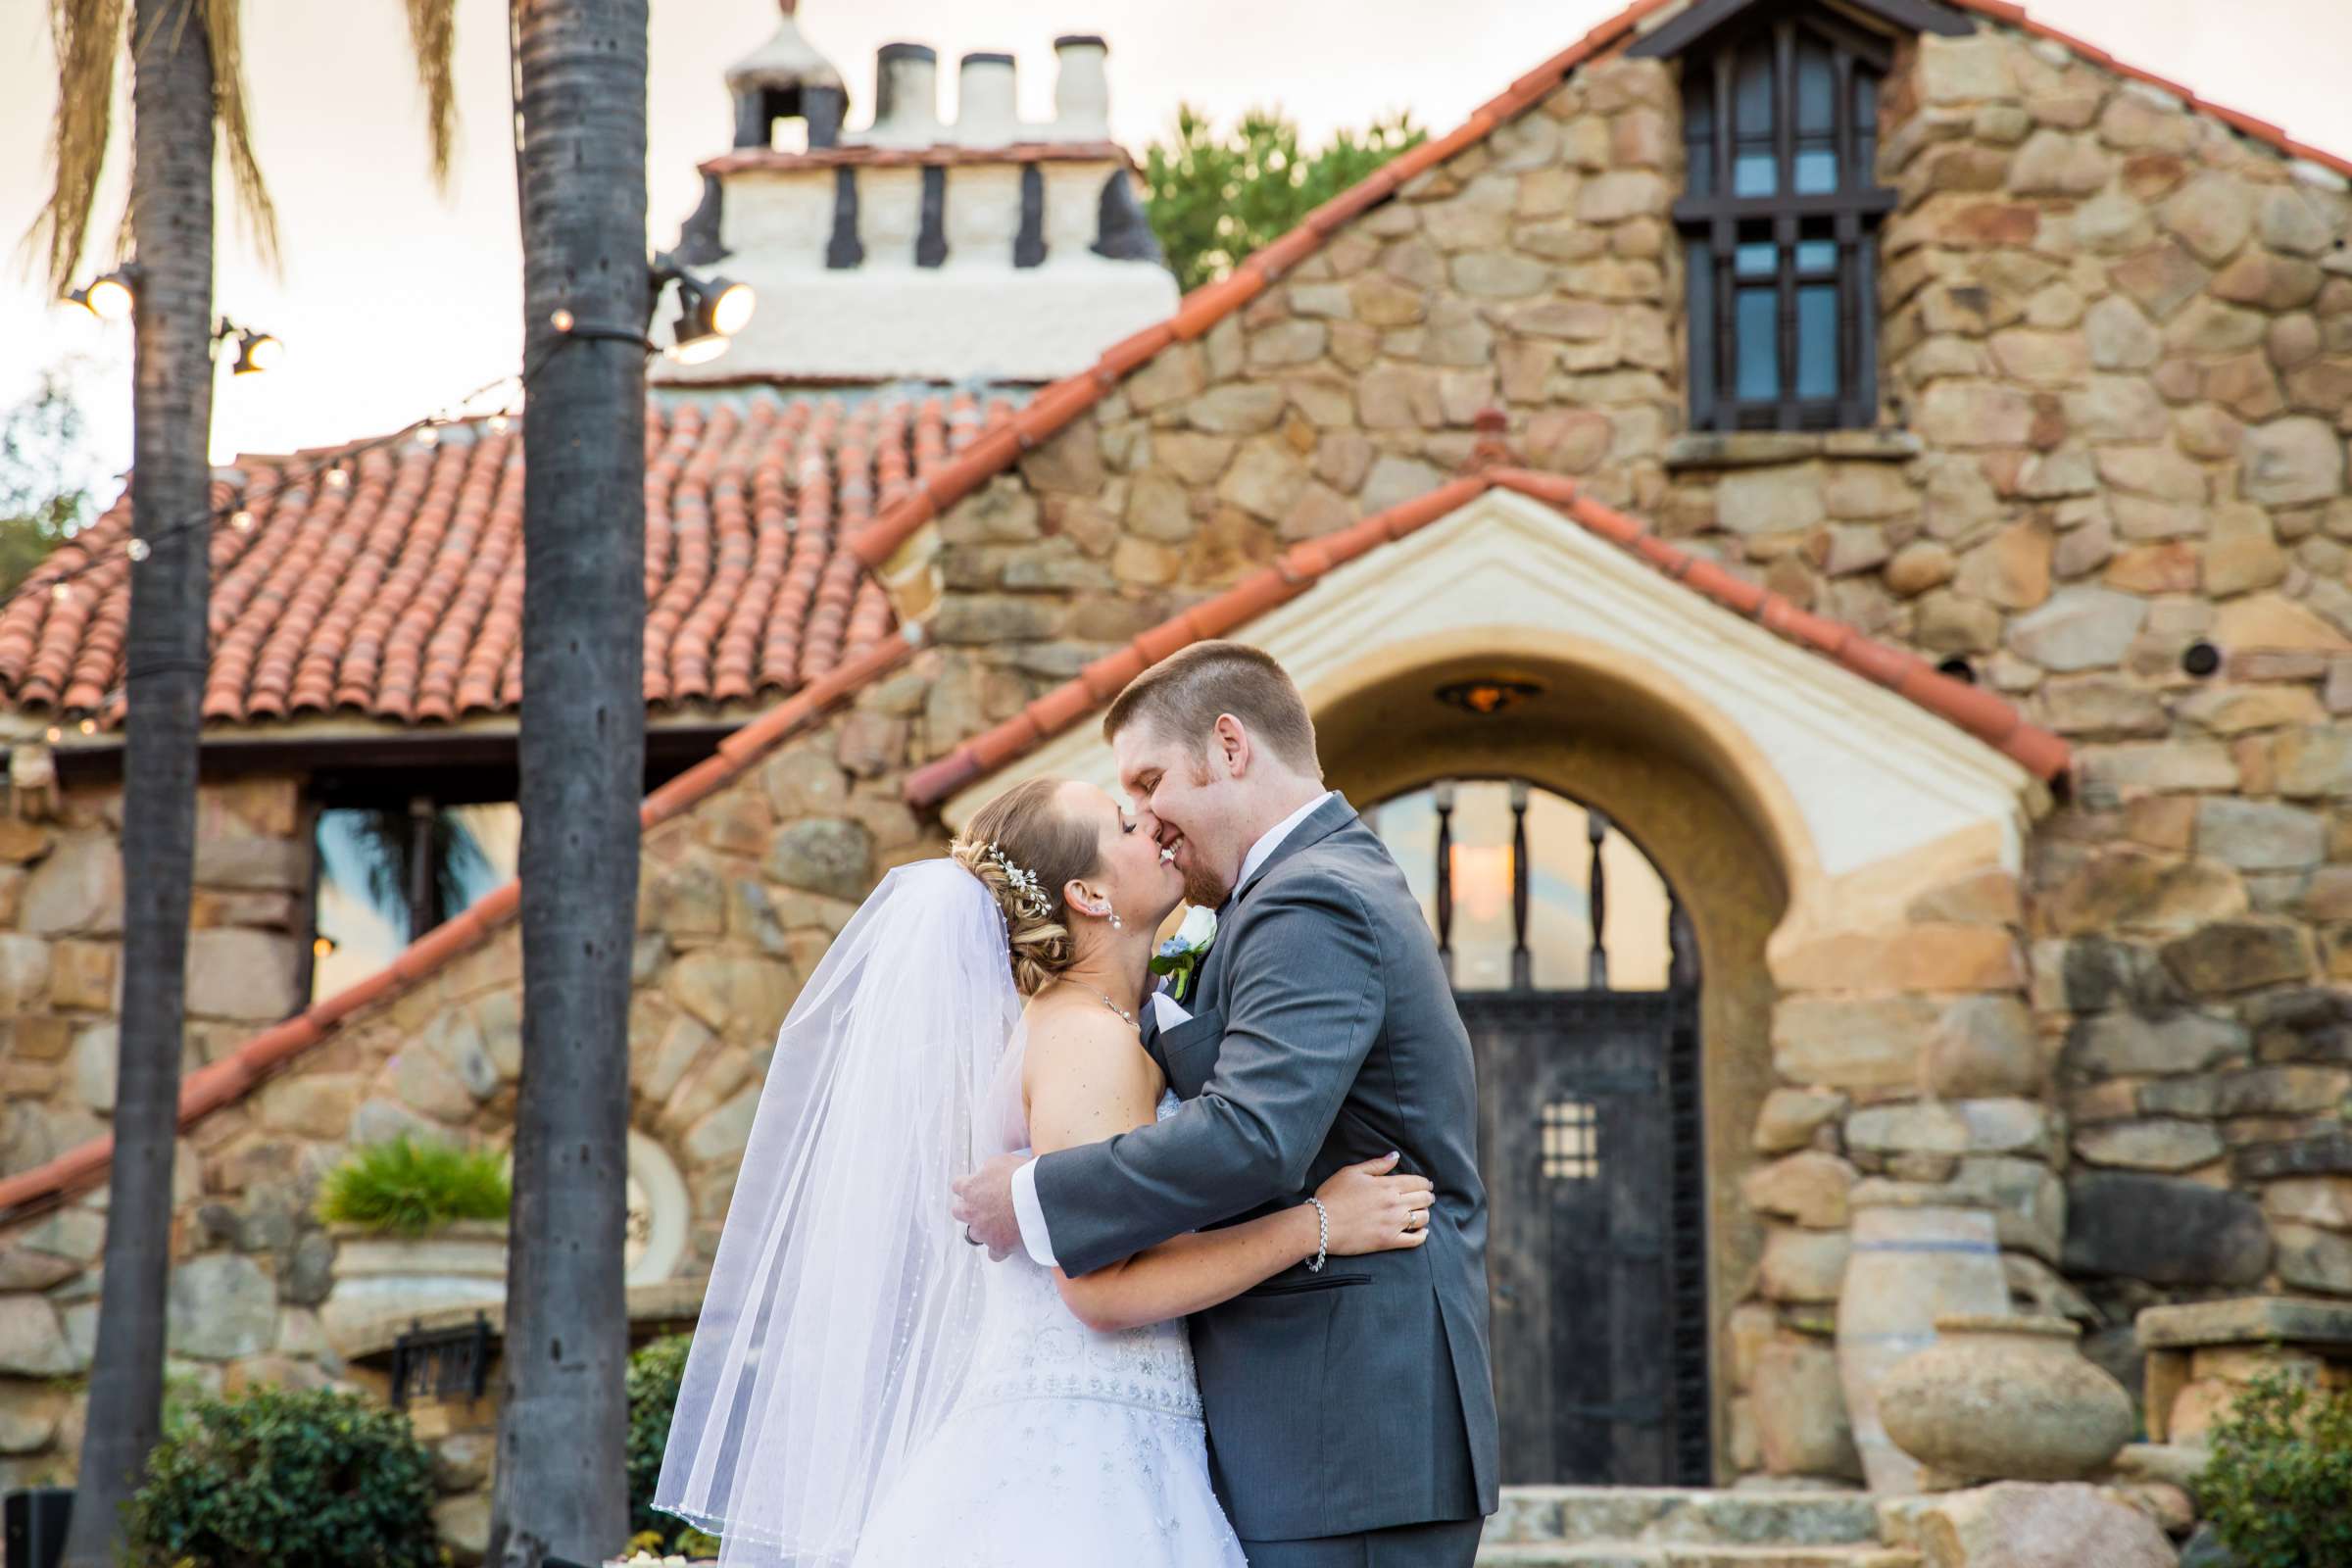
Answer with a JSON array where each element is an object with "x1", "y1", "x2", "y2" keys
[{"x1": 952, "y1": 1152, "x2": 1026, "y2": 1261}]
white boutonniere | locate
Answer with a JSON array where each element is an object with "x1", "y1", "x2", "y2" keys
[{"x1": 1150, "y1": 905, "x2": 1217, "y2": 1004}]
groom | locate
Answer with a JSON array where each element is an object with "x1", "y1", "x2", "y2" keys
[{"x1": 954, "y1": 640, "x2": 1498, "y2": 1566}]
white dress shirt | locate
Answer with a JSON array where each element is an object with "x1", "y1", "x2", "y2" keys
[{"x1": 1008, "y1": 791, "x2": 1338, "y2": 1268}]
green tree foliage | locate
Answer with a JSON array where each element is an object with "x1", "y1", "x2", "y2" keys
[
  {"x1": 123, "y1": 1386, "x2": 441, "y2": 1568},
  {"x1": 0, "y1": 368, "x2": 103, "y2": 597},
  {"x1": 2201, "y1": 1371, "x2": 2352, "y2": 1568},
  {"x1": 1143, "y1": 104, "x2": 1424, "y2": 292}
]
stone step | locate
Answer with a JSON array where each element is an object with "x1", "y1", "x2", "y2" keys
[
  {"x1": 1475, "y1": 1546, "x2": 1919, "y2": 1568},
  {"x1": 1487, "y1": 1488, "x2": 1885, "y2": 1548}
]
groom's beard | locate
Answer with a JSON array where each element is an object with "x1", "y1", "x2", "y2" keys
[{"x1": 1183, "y1": 862, "x2": 1230, "y2": 910}]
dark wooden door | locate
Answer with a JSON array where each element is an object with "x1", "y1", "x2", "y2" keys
[
  {"x1": 1403, "y1": 779, "x2": 1711, "y2": 1487},
  {"x1": 1463, "y1": 990, "x2": 1709, "y2": 1486}
]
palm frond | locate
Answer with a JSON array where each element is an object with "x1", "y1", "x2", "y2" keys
[
  {"x1": 24, "y1": 0, "x2": 128, "y2": 300},
  {"x1": 200, "y1": 0, "x2": 278, "y2": 268},
  {"x1": 404, "y1": 0, "x2": 460, "y2": 188}
]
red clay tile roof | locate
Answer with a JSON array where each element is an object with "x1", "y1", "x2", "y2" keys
[
  {"x1": 0, "y1": 385, "x2": 1020, "y2": 731},
  {"x1": 0, "y1": 627, "x2": 921, "y2": 1224},
  {"x1": 902, "y1": 466, "x2": 2072, "y2": 808},
  {"x1": 842, "y1": 0, "x2": 2352, "y2": 577}
]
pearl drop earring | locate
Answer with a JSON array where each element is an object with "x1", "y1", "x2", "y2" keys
[{"x1": 1109, "y1": 912, "x2": 1125, "y2": 930}]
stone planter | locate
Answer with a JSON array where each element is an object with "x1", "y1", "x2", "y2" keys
[
  {"x1": 318, "y1": 1220, "x2": 509, "y2": 1349},
  {"x1": 1835, "y1": 1186, "x2": 2010, "y2": 1494},
  {"x1": 1878, "y1": 1313, "x2": 2134, "y2": 1485}
]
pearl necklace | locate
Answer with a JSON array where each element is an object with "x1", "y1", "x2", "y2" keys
[{"x1": 1060, "y1": 979, "x2": 1139, "y2": 1029}]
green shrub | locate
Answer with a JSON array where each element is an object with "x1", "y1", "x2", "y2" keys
[
  {"x1": 2201, "y1": 1370, "x2": 2352, "y2": 1568},
  {"x1": 123, "y1": 1385, "x2": 440, "y2": 1568},
  {"x1": 315, "y1": 1133, "x2": 510, "y2": 1235},
  {"x1": 625, "y1": 1333, "x2": 718, "y2": 1557}
]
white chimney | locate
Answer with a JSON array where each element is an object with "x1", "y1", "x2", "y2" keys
[
  {"x1": 1052, "y1": 35, "x2": 1109, "y2": 141},
  {"x1": 956, "y1": 52, "x2": 1020, "y2": 146},
  {"x1": 867, "y1": 42, "x2": 941, "y2": 147}
]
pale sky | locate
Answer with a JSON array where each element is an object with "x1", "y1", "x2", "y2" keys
[{"x1": 4, "y1": 0, "x2": 2350, "y2": 493}]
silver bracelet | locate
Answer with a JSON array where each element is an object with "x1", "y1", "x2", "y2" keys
[{"x1": 1304, "y1": 1198, "x2": 1329, "y2": 1274}]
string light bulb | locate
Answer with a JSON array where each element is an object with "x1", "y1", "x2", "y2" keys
[
  {"x1": 230, "y1": 510, "x2": 255, "y2": 532},
  {"x1": 126, "y1": 538, "x2": 151, "y2": 563},
  {"x1": 43, "y1": 726, "x2": 61, "y2": 744},
  {"x1": 489, "y1": 414, "x2": 510, "y2": 434},
  {"x1": 551, "y1": 308, "x2": 575, "y2": 332},
  {"x1": 76, "y1": 719, "x2": 95, "y2": 736},
  {"x1": 324, "y1": 467, "x2": 349, "y2": 490},
  {"x1": 416, "y1": 425, "x2": 439, "y2": 447},
  {"x1": 49, "y1": 582, "x2": 71, "y2": 603}
]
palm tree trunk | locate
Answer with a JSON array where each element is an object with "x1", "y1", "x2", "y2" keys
[
  {"x1": 487, "y1": 1, "x2": 646, "y2": 1563},
  {"x1": 59, "y1": 2, "x2": 212, "y2": 1564}
]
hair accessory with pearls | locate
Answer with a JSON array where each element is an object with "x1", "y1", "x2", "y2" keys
[{"x1": 985, "y1": 843, "x2": 1053, "y2": 920}]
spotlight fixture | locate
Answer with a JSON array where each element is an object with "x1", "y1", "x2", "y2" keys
[
  {"x1": 1435, "y1": 676, "x2": 1545, "y2": 716},
  {"x1": 231, "y1": 328, "x2": 282, "y2": 375},
  {"x1": 65, "y1": 268, "x2": 135, "y2": 321},
  {"x1": 213, "y1": 317, "x2": 282, "y2": 375},
  {"x1": 651, "y1": 250, "x2": 755, "y2": 364}
]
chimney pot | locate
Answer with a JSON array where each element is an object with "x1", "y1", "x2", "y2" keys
[
  {"x1": 871, "y1": 42, "x2": 941, "y2": 146},
  {"x1": 1051, "y1": 35, "x2": 1110, "y2": 141},
  {"x1": 956, "y1": 52, "x2": 1020, "y2": 146}
]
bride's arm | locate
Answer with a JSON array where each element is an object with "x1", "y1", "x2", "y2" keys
[{"x1": 1023, "y1": 1016, "x2": 1431, "y2": 1335}]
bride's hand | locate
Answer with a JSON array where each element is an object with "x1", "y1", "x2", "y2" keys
[{"x1": 1313, "y1": 1152, "x2": 1436, "y2": 1255}]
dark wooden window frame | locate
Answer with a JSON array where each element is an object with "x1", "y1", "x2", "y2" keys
[{"x1": 1672, "y1": 4, "x2": 1896, "y2": 433}]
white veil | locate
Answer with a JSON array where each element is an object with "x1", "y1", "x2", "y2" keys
[{"x1": 655, "y1": 858, "x2": 1028, "y2": 1566}]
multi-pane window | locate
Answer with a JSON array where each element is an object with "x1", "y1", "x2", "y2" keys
[
  {"x1": 1676, "y1": 9, "x2": 1893, "y2": 431},
  {"x1": 1541, "y1": 1100, "x2": 1600, "y2": 1181}
]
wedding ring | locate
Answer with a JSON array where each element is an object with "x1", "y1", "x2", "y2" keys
[{"x1": 962, "y1": 1225, "x2": 984, "y2": 1248}]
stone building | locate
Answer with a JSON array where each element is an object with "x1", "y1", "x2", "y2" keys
[{"x1": 2, "y1": 0, "x2": 2351, "y2": 1538}]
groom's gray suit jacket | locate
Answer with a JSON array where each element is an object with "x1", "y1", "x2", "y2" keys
[{"x1": 1032, "y1": 795, "x2": 1499, "y2": 1543}]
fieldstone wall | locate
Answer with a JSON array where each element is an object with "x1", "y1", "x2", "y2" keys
[
  {"x1": 0, "y1": 656, "x2": 943, "y2": 1513},
  {"x1": 5, "y1": 3, "x2": 2352, "y2": 1508},
  {"x1": 892, "y1": 19, "x2": 2352, "y2": 1484}
]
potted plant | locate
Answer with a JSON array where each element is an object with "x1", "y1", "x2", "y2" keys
[{"x1": 315, "y1": 1134, "x2": 511, "y2": 1346}]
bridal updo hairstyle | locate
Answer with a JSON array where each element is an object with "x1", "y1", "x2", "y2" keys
[{"x1": 953, "y1": 777, "x2": 1102, "y2": 995}]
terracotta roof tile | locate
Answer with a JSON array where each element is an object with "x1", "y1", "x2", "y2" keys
[
  {"x1": 0, "y1": 627, "x2": 919, "y2": 1223},
  {"x1": 902, "y1": 469, "x2": 2071, "y2": 808},
  {"x1": 846, "y1": 0, "x2": 2352, "y2": 575},
  {"x1": 1, "y1": 386, "x2": 1012, "y2": 729}
]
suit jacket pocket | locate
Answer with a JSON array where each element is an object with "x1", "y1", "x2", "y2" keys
[{"x1": 1244, "y1": 1270, "x2": 1369, "y2": 1298}]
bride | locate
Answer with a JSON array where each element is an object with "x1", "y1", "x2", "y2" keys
[{"x1": 655, "y1": 775, "x2": 1436, "y2": 1567}]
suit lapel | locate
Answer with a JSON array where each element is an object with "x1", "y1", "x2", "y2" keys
[{"x1": 1194, "y1": 794, "x2": 1357, "y2": 1009}]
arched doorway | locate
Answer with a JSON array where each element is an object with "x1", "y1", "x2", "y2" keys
[{"x1": 1368, "y1": 780, "x2": 1709, "y2": 1487}]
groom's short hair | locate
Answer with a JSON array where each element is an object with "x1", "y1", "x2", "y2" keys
[{"x1": 1103, "y1": 641, "x2": 1321, "y2": 777}]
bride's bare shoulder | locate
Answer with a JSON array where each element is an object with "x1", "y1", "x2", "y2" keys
[{"x1": 1020, "y1": 996, "x2": 1160, "y2": 1138}]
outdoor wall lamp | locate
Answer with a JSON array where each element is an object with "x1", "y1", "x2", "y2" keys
[
  {"x1": 1436, "y1": 677, "x2": 1545, "y2": 716},
  {"x1": 64, "y1": 267, "x2": 136, "y2": 321},
  {"x1": 650, "y1": 250, "x2": 756, "y2": 365},
  {"x1": 214, "y1": 318, "x2": 284, "y2": 375}
]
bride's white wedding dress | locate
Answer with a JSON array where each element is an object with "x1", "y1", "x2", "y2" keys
[{"x1": 851, "y1": 1095, "x2": 1248, "y2": 1568}]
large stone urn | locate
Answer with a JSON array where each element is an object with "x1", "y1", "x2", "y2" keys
[
  {"x1": 1835, "y1": 1185, "x2": 2010, "y2": 1494},
  {"x1": 1878, "y1": 1313, "x2": 2135, "y2": 1485},
  {"x1": 318, "y1": 1219, "x2": 509, "y2": 1348}
]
